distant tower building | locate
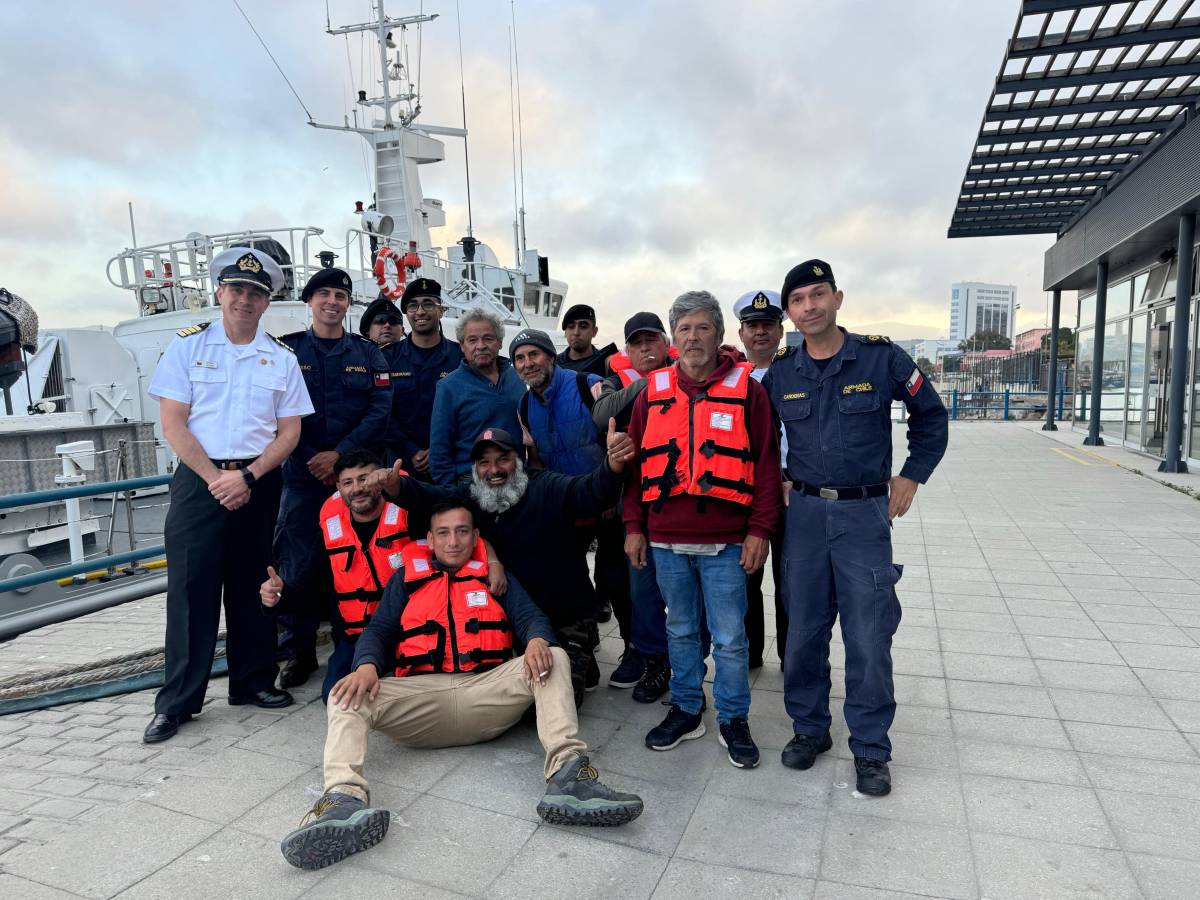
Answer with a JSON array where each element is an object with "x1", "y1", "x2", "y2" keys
[{"x1": 949, "y1": 282, "x2": 1017, "y2": 343}]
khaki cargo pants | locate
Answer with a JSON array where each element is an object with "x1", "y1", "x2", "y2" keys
[{"x1": 323, "y1": 647, "x2": 585, "y2": 800}]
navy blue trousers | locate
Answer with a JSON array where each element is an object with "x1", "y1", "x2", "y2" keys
[
  {"x1": 782, "y1": 491, "x2": 903, "y2": 761},
  {"x1": 273, "y1": 483, "x2": 332, "y2": 662}
]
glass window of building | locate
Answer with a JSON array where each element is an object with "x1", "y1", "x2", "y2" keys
[
  {"x1": 1131, "y1": 271, "x2": 1150, "y2": 308},
  {"x1": 1109, "y1": 279, "x2": 1133, "y2": 318},
  {"x1": 1143, "y1": 264, "x2": 1167, "y2": 306},
  {"x1": 1100, "y1": 319, "x2": 1129, "y2": 437},
  {"x1": 1075, "y1": 327, "x2": 1094, "y2": 422},
  {"x1": 1128, "y1": 313, "x2": 1147, "y2": 444},
  {"x1": 1078, "y1": 293, "x2": 1096, "y2": 329}
]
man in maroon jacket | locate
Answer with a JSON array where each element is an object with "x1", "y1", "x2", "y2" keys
[{"x1": 623, "y1": 290, "x2": 781, "y2": 770}]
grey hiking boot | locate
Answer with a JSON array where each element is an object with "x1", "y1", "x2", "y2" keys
[
  {"x1": 537, "y1": 756, "x2": 644, "y2": 826},
  {"x1": 280, "y1": 790, "x2": 390, "y2": 870}
]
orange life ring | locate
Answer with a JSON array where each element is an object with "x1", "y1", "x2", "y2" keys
[{"x1": 373, "y1": 246, "x2": 408, "y2": 300}]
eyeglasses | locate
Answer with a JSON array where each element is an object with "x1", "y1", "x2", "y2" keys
[
  {"x1": 405, "y1": 300, "x2": 441, "y2": 312},
  {"x1": 375, "y1": 315, "x2": 404, "y2": 326}
]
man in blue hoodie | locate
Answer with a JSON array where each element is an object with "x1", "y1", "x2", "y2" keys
[
  {"x1": 511, "y1": 328, "x2": 632, "y2": 683},
  {"x1": 429, "y1": 308, "x2": 525, "y2": 486}
]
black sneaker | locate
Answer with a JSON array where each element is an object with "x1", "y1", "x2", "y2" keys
[
  {"x1": 781, "y1": 731, "x2": 833, "y2": 770},
  {"x1": 609, "y1": 648, "x2": 645, "y2": 689},
  {"x1": 278, "y1": 656, "x2": 318, "y2": 689},
  {"x1": 717, "y1": 718, "x2": 760, "y2": 769},
  {"x1": 632, "y1": 655, "x2": 670, "y2": 704},
  {"x1": 645, "y1": 704, "x2": 705, "y2": 750},
  {"x1": 854, "y1": 757, "x2": 892, "y2": 796},
  {"x1": 537, "y1": 756, "x2": 644, "y2": 826},
  {"x1": 280, "y1": 791, "x2": 390, "y2": 870},
  {"x1": 585, "y1": 651, "x2": 600, "y2": 692}
]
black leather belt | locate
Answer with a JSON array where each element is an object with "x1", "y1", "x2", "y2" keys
[
  {"x1": 793, "y1": 481, "x2": 888, "y2": 501},
  {"x1": 211, "y1": 458, "x2": 256, "y2": 471}
]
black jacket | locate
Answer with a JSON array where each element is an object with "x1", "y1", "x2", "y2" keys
[
  {"x1": 352, "y1": 569, "x2": 555, "y2": 676},
  {"x1": 387, "y1": 463, "x2": 623, "y2": 628},
  {"x1": 556, "y1": 342, "x2": 617, "y2": 379}
]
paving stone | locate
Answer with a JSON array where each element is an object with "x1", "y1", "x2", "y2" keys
[
  {"x1": 1048, "y1": 687, "x2": 1175, "y2": 730},
  {"x1": 34, "y1": 797, "x2": 93, "y2": 820},
  {"x1": 81, "y1": 783, "x2": 137, "y2": 803},
  {"x1": 298, "y1": 863, "x2": 467, "y2": 898},
  {"x1": 118, "y1": 827, "x2": 324, "y2": 899},
  {"x1": 1132, "y1": 668, "x2": 1200, "y2": 702},
  {"x1": 941, "y1": 651, "x2": 1041, "y2": 685},
  {"x1": 946, "y1": 679, "x2": 1056, "y2": 718},
  {"x1": 1126, "y1": 853, "x2": 1200, "y2": 900},
  {"x1": 653, "y1": 859, "x2": 813, "y2": 899},
  {"x1": 971, "y1": 831, "x2": 1141, "y2": 900},
  {"x1": 811, "y1": 882, "x2": 950, "y2": 900},
  {"x1": 0, "y1": 873, "x2": 82, "y2": 898},
  {"x1": 676, "y1": 792, "x2": 823, "y2": 879},
  {"x1": 1064, "y1": 721, "x2": 1198, "y2": 763},
  {"x1": 1034, "y1": 659, "x2": 1147, "y2": 695},
  {"x1": 1116, "y1": 642, "x2": 1200, "y2": 673},
  {"x1": 37, "y1": 777, "x2": 96, "y2": 798},
  {"x1": 139, "y1": 747, "x2": 310, "y2": 823},
  {"x1": 54, "y1": 726, "x2": 113, "y2": 743},
  {"x1": 1097, "y1": 789, "x2": 1200, "y2": 860},
  {"x1": 829, "y1": 759, "x2": 965, "y2": 827},
  {"x1": 488, "y1": 827, "x2": 668, "y2": 900},
  {"x1": 37, "y1": 758, "x2": 100, "y2": 776},
  {"x1": 962, "y1": 774, "x2": 1116, "y2": 848},
  {"x1": 1023, "y1": 634, "x2": 1125, "y2": 665},
  {"x1": 351, "y1": 794, "x2": 535, "y2": 895},
  {"x1": 955, "y1": 739, "x2": 1089, "y2": 786},
  {"x1": 820, "y1": 814, "x2": 975, "y2": 899}
]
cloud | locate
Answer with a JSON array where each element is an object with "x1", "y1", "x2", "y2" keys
[{"x1": 1, "y1": 0, "x2": 1051, "y2": 341}]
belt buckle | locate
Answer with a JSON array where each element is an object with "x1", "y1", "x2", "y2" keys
[{"x1": 818, "y1": 487, "x2": 838, "y2": 500}]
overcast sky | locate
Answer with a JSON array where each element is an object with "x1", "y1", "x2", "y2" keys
[{"x1": 0, "y1": 0, "x2": 1056, "y2": 344}]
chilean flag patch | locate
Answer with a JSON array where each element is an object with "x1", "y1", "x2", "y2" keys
[
  {"x1": 905, "y1": 367, "x2": 924, "y2": 397},
  {"x1": 374, "y1": 371, "x2": 390, "y2": 388}
]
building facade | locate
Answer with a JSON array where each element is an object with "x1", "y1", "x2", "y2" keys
[{"x1": 949, "y1": 282, "x2": 1017, "y2": 343}]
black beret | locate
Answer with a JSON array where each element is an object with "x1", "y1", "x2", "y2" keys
[
  {"x1": 400, "y1": 277, "x2": 442, "y2": 307},
  {"x1": 781, "y1": 260, "x2": 836, "y2": 303},
  {"x1": 301, "y1": 267, "x2": 354, "y2": 303},
  {"x1": 561, "y1": 304, "x2": 596, "y2": 327},
  {"x1": 358, "y1": 294, "x2": 403, "y2": 336}
]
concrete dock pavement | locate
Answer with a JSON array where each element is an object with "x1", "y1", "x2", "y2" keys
[{"x1": 2, "y1": 423, "x2": 1200, "y2": 897}]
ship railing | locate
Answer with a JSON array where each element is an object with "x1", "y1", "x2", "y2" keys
[
  {"x1": 105, "y1": 227, "x2": 329, "y2": 314},
  {"x1": 345, "y1": 229, "x2": 538, "y2": 328}
]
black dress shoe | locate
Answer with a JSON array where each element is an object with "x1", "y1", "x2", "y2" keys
[
  {"x1": 279, "y1": 657, "x2": 318, "y2": 688},
  {"x1": 229, "y1": 688, "x2": 294, "y2": 709},
  {"x1": 143, "y1": 712, "x2": 190, "y2": 744},
  {"x1": 854, "y1": 757, "x2": 892, "y2": 796},
  {"x1": 781, "y1": 731, "x2": 833, "y2": 770}
]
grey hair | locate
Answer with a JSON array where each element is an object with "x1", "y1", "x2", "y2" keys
[
  {"x1": 455, "y1": 306, "x2": 506, "y2": 344},
  {"x1": 668, "y1": 290, "x2": 724, "y2": 337}
]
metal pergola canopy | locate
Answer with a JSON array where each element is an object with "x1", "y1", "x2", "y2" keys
[{"x1": 949, "y1": 0, "x2": 1200, "y2": 239}]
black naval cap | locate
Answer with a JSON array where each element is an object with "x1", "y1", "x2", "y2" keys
[
  {"x1": 301, "y1": 267, "x2": 354, "y2": 303},
  {"x1": 624, "y1": 311, "x2": 666, "y2": 342},
  {"x1": 470, "y1": 427, "x2": 519, "y2": 459},
  {"x1": 561, "y1": 304, "x2": 596, "y2": 328},
  {"x1": 781, "y1": 259, "x2": 836, "y2": 302},
  {"x1": 401, "y1": 277, "x2": 442, "y2": 308}
]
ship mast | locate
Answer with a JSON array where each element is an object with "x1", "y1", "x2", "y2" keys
[{"x1": 310, "y1": 1, "x2": 464, "y2": 252}]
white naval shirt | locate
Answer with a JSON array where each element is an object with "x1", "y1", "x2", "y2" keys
[{"x1": 148, "y1": 321, "x2": 314, "y2": 459}]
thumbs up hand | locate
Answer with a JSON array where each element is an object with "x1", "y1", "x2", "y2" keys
[
  {"x1": 260, "y1": 566, "x2": 284, "y2": 608},
  {"x1": 366, "y1": 459, "x2": 406, "y2": 496},
  {"x1": 605, "y1": 417, "x2": 634, "y2": 473}
]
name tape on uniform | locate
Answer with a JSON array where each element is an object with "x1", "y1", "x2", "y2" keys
[{"x1": 709, "y1": 411, "x2": 734, "y2": 432}]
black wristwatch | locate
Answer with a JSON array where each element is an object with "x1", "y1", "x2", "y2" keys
[{"x1": 242, "y1": 469, "x2": 257, "y2": 488}]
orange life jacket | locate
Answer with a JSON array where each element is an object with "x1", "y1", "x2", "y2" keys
[
  {"x1": 393, "y1": 538, "x2": 513, "y2": 676},
  {"x1": 639, "y1": 361, "x2": 756, "y2": 510},
  {"x1": 608, "y1": 347, "x2": 679, "y2": 387},
  {"x1": 320, "y1": 493, "x2": 412, "y2": 636}
]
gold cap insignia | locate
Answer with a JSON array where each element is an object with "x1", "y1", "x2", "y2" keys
[
  {"x1": 237, "y1": 253, "x2": 262, "y2": 274},
  {"x1": 752, "y1": 292, "x2": 769, "y2": 309},
  {"x1": 812, "y1": 265, "x2": 824, "y2": 277}
]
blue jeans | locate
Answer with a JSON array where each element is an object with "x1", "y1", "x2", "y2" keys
[
  {"x1": 628, "y1": 554, "x2": 669, "y2": 658},
  {"x1": 652, "y1": 545, "x2": 750, "y2": 723}
]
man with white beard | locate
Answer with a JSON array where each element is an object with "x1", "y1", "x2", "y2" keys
[{"x1": 370, "y1": 426, "x2": 634, "y2": 706}]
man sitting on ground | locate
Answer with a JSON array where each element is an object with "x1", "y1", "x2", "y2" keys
[{"x1": 280, "y1": 499, "x2": 643, "y2": 870}]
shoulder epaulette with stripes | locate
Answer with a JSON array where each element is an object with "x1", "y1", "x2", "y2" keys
[{"x1": 175, "y1": 322, "x2": 212, "y2": 338}]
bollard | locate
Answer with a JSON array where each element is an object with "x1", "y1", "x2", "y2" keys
[
  {"x1": 951, "y1": 389, "x2": 958, "y2": 420},
  {"x1": 1003, "y1": 389, "x2": 1010, "y2": 421},
  {"x1": 54, "y1": 441, "x2": 96, "y2": 567}
]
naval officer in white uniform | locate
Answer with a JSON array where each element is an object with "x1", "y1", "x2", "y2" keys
[{"x1": 143, "y1": 246, "x2": 314, "y2": 744}]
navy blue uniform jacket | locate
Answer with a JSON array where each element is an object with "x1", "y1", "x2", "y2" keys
[
  {"x1": 383, "y1": 335, "x2": 464, "y2": 463},
  {"x1": 762, "y1": 330, "x2": 948, "y2": 486}
]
